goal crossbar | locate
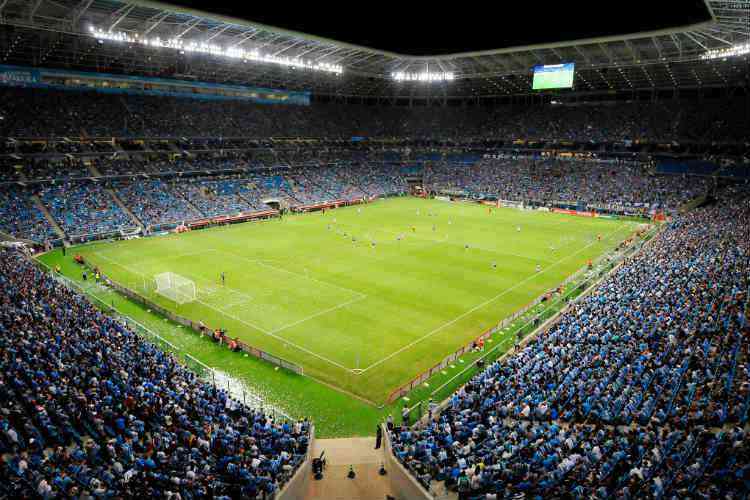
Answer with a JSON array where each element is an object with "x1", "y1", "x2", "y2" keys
[{"x1": 154, "y1": 272, "x2": 196, "y2": 305}]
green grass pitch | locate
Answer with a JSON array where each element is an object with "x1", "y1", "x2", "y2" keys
[{"x1": 70, "y1": 197, "x2": 637, "y2": 405}]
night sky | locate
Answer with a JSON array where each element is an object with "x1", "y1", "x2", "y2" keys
[{"x1": 168, "y1": 0, "x2": 712, "y2": 56}]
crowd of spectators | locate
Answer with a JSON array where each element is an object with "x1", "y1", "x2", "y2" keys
[
  {"x1": 1, "y1": 86, "x2": 748, "y2": 143},
  {"x1": 114, "y1": 179, "x2": 202, "y2": 228},
  {"x1": 0, "y1": 83, "x2": 747, "y2": 499},
  {"x1": 0, "y1": 187, "x2": 58, "y2": 241},
  {"x1": 175, "y1": 177, "x2": 262, "y2": 218},
  {"x1": 389, "y1": 184, "x2": 750, "y2": 498},
  {"x1": 0, "y1": 154, "x2": 721, "y2": 242},
  {"x1": 37, "y1": 183, "x2": 136, "y2": 237},
  {"x1": 94, "y1": 159, "x2": 180, "y2": 177},
  {"x1": 0, "y1": 250, "x2": 310, "y2": 498},
  {"x1": 425, "y1": 157, "x2": 711, "y2": 211},
  {"x1": 0, "y1": 159, "x2": 93, "y2": 182},
  {"x1": 354, "y1": 163, "x2": 409, "y2": 197}
]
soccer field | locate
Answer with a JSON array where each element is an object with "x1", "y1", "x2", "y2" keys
[{"x1": 74, "y1": 197, "x2": 637, "y2": 403}]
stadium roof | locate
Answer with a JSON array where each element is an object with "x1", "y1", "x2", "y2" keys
[
  {"x1": 0, "y1": 0, "x2": 747, "y2": 98},
  {"x1": 161, "y1": 1, "x2": 714, "y2": 57}
]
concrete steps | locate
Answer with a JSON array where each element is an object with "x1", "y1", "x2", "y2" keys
[
  {"x1": 430, "y1": 482, "x2": 458, "y2": 500},
  {"x1": 174, "y1": 189, "x2": 205, "y2": 218},
  {"x1": 0, "y1": 229, "x2": 35, "y2": 245},
  {"x1": 107, "y1": 188, "x2": 144, "y2": 230},
  {"x1": 31, "y1": 195, "x2": 66, "y2": 240},
  {"x1": 87, "y1": 162, "x2": 103, "y2": 177}
]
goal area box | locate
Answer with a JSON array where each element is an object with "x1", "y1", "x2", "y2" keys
[{"x1": 154, "y1": 272, "x2": 196, "y2": 304}]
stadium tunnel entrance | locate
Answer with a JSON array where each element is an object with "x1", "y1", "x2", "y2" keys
[{"x1": 263, "y1": 198, "x2": 282, "y2": 211}]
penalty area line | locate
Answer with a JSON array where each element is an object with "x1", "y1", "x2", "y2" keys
[
  {"x1": 207, "y1": 246, "x2": 367, "y2": 300},
  {"x1": 269, "y1": 294, "x2": 367, "y2": 334},
  {"x1": 91, "y1": 251, "x2": 355, "y2": 373}
]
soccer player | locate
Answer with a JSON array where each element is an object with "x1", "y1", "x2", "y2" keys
[
  {"x1": 371, "y1": 240, "x2": 376, "y2": 248},
  {"x1": 536, "y1": 264, "x2": 542, "y2": 273},
  {"x1": 517, "y1": 226, "x2": 521, "y2": 232},
  {"x1": 492, "y1": 260, "x2": 497, "y2": 270},
  {"x1": 221, "y1": 272, "x2": 225, "y2": 285},
  {"x1": 465, "y1": 243, "x2": 470, "y2": 251}
]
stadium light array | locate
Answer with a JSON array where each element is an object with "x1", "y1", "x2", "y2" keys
[
  {"x1": 700, "y1": 43, "x2": 750, "y2": 60},
  {"x1": 391, "y1": 71, "x2": 455, "y2": 82},
  {"x1": 89, "y1": 26, "x2": 343, "y2": 75}
]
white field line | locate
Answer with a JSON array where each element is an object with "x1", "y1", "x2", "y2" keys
[
  {"x1": 90, "y1": 208, "x2": 631, "y2": 378},
  {"x1": 91, "y1": 250, "x2": 356, "y2": 372},
  {"x1": 357, "y1": 223, "x2": 631, "y2": 374},
  {"x1": 197, "y1": 299, "x2": 353, "y2": 371},
  {"x1": 222, "y1": 296, "x2": 255, "y2": 310},
  {"x1": 336, "y1": 220, "x2": 561, "y2": 263},
  {"x1": 213, "y1": 248, "x2": 367, "y2": 300},
  {"x1": 217, "y1": 287, "x2": 255, "y2": 303},
  {"x1": 159, "y1": 248, "x2": 221, "y2": 261},
  {"x1": 98, "y1": 246, "x2": 219, "y2": 264},
  {"x1": 194, "y1": 230, "x2": 367, "y2": 298},
  {"x1": 269, "y1": 295, "x2": 367, "y2": 334},
  {"x1": 94, "y1": 250, "x2": 255, "y2": 303},
  {"x1": 198, "y1": 284, "x2": 255, "y2": 305}
]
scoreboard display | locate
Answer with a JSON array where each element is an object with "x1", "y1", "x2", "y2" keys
[{"x1": 532, "y1": 63, "x2": 575, "y2": 90}]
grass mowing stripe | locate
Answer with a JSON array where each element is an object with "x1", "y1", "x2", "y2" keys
[
  {"x1": 94, "y1": 249, "x2": 356, "y2": 371},
  {"x1": 69, "y1": 198, "x2": 634, "y2": 403},
  {"x1": 358, "y1": 222, "x2": 630, "y2": 374},
  {"x1": 269, "y1": 295, "x2": 368, "y2": 334}
]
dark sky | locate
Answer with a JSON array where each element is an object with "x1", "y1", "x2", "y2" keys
[{"x1": 171, "y1": 0, "x2": 712, "y2": 56}]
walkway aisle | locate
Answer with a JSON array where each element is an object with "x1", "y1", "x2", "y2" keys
[{"x1": 305, "y1": 437, "x2": 395, "y2": 500}]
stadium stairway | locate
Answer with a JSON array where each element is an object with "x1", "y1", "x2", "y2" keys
[
  {"x1": 174, "y1": 190, "x2": 206, "y2": 218},
  {"x1": 305, "y1": 436, "x2": 456, "y2": 500},
  {"x1": 107, "y1": 188, "x2": 145, "y2": 231},
  {"x1": 237, "y1": 191, "x2": 259, "y2": 209},
  {"x1": 87, "y1": 162, "x2": 103, "y2": 177},
  {"x1": 0, "y1": 229, "x2": 36, "y2": 245},
  {"x1": 306, "y1": 437, "x2": 396, "y2": 500},
  {"x1": 30, "y1": 194, "x2": 65, "y2": 240}
]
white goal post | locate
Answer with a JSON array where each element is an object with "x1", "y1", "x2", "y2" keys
[
  {"x1": 154, "y1": 272, "x2": 196, "y2": 304},
  {"x1": 119, "y1": 227, "x2": 142, "y2": 240}
]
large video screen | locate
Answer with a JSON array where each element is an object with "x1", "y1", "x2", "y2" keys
[{"x1": 532, "y1": 63, "x2": 575, "y2": 90}]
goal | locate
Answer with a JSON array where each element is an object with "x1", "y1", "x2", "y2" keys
[
  {"x1": 154, "y1": 272, "x2": 196, "y2": 304},
  {"x1": 119, "y1": 227, "x2": 142, "y2": 240}
]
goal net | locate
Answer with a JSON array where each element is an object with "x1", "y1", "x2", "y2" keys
[
  {"x1": 119, "y1": 227, "x2": 142, "y2": 240},
  {"x1": 154, "y1": 272, "x2": 196, "y2": 304}
]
